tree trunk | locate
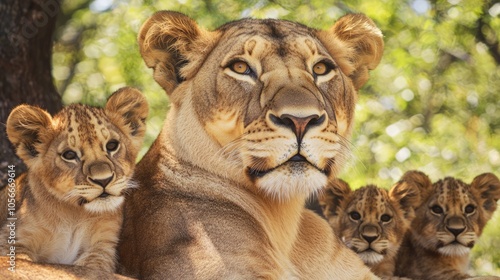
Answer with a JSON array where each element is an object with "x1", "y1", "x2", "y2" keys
[{"x1": 0, "y1": 0, "x2": 62, "y2": 187}]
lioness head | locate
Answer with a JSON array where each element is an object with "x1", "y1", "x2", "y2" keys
[
  {"x1": 319, "y1": 178, "x2": 420, "y2": 265},
  {"x1": 402, "y1": 170, "x2": 500, "y2": 257},
  {"x1": 7, "y1": 87, "x2": 148, "y2": 213},
  {"x1": 139, "y1": 11, "x2": 383, "y2": 200}
]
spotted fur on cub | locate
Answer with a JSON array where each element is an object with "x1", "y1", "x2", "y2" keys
[
  {"x1": 394, "y1": 171, "x2": 500, "y2": 280},
  {"x1": 319, "y1": 178, "x2": 420, "y2": 279},
  {"x1": 0, "y1": 87, "x2": 148, "y2": 273}
]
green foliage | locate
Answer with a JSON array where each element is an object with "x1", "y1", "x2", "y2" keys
[{"x1": 52, "y1": 0, "x2": 500, "y2": 275}]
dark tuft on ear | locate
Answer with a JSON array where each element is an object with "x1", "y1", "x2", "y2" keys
[
  {"x1": 470, "y1": 173, "x2": 500, "y2": 217},
  {"x1": 105, "y1": 87, "x2": 149, "y2": 153},
  {"x1": 389, "y1": 178, "x2": 423, "y2": 221},
  {"x1": 318, "y1": 178, "x2": 352, "y2": 218},
  {"x1": 6, "y1": 105, "x2": 53, "y2": 163}
]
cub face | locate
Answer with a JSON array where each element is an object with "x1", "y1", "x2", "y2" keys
[
  {"x1": 6, "y1": 87, "x2": 148, "y2": 213},
  {"x1": 402, "y1": 171, "x2": 500, "y2": 257},
  {"x1": 139, "y1": 11, "x2": 383, "y2": 200},
  {"x1": 319, "y1": 179, "x2": 420, "y2": 265}
]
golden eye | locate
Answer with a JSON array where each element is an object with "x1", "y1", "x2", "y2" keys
[
  {"x1": 313, "y1": 62, "x2": 327, "y2": 75},
  {"x1": 230, "y1": 61, "x2": 251, "y2": 75}
]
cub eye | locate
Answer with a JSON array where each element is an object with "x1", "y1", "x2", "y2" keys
[
  {"x1": 380, "y1": 214, "x2": 392, "y2": 222},
  {"x1": 230, "y1": 61, "x2": 252, "y2": 75},
  {"x1": 431, "y1": 205, "x2": 444, "y2": 214},
  {"x1": 106, "y1": 140, "x2": 119, "y2": 152},
  {"x1": 61, "y1": 150, "x2": 77, "y2": 161},
  {"x1": 349, "y1": 211, "x2": 361, "y2": 221},
  {"x1": 464, "y1": 204, "x2": 475, "y2": 214},
  {"x1": 312, "y1": 61, "x2": 333, "y2": 76}
]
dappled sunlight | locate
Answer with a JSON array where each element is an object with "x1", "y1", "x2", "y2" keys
[{"x1": 51, "y1": 0, "x2": 500, "y2": 275}]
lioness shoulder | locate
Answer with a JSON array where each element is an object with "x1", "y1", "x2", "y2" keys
[{"x1": 119, "y1": 11, "x2": 384, "y2": 279}]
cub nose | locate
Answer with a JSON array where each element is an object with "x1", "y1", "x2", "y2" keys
[
  {"x1": 361, "y1": 224, "x2": 379, "y2": 244},
  {"x1": 89, "y1": 175, "x2": 114, "y2": 188},
  {"x1": 446, "y1": 226, "x2": 465, "y2": 237},
  {"x1": 269, "y1": 113, "x2": 326, "y2": 142},
  {"x1": 446, "y1": 216, "x2": 466, "y2": 237},
  {"x1": 362, "y1": 235, "x2": 377, "y2": 244}
]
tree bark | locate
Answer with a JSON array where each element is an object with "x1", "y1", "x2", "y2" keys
[{"x1": 0, "y1": 0, "x2": 62, "y2": 187}]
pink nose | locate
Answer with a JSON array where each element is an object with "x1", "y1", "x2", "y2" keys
[{"x1": 270, "y1": 113, "x2": 325, "y2": 142}]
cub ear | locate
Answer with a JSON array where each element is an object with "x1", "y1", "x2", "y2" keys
[
  {"x1": 470, "y1": 173, "x2": 500, "y2": 216},
  {"x1": 317, "y1": 13, "x2": 384, "y2": 89},
  {"x1": 105, "y1": 87, "x2": 149, "y2": 152},
  {"x1": 138, "y1": 11, "x2": 219, "y2": 94},
  {"x1": 319, "y1": 178, "x2": 353, "y2": 219},
  {"x1": 389, "y1": 179, "x2": 422, "y2": 221},
  {"x1": 6, "y1": 105, "x2": 53, "y2": 162}
]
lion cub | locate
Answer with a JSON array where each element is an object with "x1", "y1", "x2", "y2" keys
[
  {"x1": 318, "y1": 178, "x2": 420, "y2": 279},
  {"x1": 1, "y1": 87, "x2": 148, "y2": 273},
  {"x1": 394, "y1": 171, "x2": 500, "y2": 280}
]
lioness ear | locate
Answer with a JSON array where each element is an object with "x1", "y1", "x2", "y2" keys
[
  {"x1": 470, "y1": 173, "x2": 500, "y2": 216},
  {"x1": 138, "y1": 11, "x2": 219, "y2": 94},
  {"x1": 319, "y1": 178, "x2": 352, "y2": 219},
  {"x1": 389, "y1": 179, "x2": 422, "y2": 221},
  {"x1": 105, "y1": 87, "x2": 149, "y2": 152},
  {"x1": 317, "y1": 13, "x2": 384, "y2": 89},
  {"x1": 6, "y1": 105, "x2": 53, "y2": 162}
]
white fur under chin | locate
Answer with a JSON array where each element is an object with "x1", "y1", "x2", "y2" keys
[
  {"x1": 84, "y1": 196, "x2": 124, "y2": 213},
  {"x1": 256, "y1": 166, "x2": 327, "y2": 202},
  {"x1": 437, "y1": 243, "x2": 471, "y2": 257},
  {"x1": 358, "y1": 251, "x2": 384, "y2": 265}
]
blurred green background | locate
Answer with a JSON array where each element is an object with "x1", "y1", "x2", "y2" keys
[{"x1": 53, "y1": 0, "x2": 500, "y2": 275}]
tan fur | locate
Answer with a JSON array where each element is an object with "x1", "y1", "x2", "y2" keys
[
  {"x1": 0, "y1": 87, "x2": 148, "y2": 274},
  {"x1": 395, "y1": 171, "x2": 500, "y2": 280},
  {"x1": 0, "y1": 256, "x2": 133, "y2": 279},
  {"x1": 318, "y1": 179, "x2": 420, "y2": 279},
  {"x1": 118, "y1": 11, "x2": 383, "y2": 279}
]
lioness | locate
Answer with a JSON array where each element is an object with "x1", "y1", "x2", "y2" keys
[
  {"x1": 118, "y1": 11, "x2": 384, "y2": 279},
  {"x1": 0, "y1": 87, "x2": 148, "y2": 276},
  {"x1": 394, "y1": 171, "x2": 500, "y2": 280}
]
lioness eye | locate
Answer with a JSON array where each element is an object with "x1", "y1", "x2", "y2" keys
[
  {"x1": 349, "y1": 211, "x2": 361, "y2": 221},
  {"x1": 313, "y1": 62, "x2": 328, "y2": 75},
  {"x1": 380, "y1": 214, "x2": 392, "y2": 222},
  {"x1": 464, "y1": 204, "x2": 475, "y2": 214},
  {"x1": 313, "y1": 61, "x2": 335, "y2": 76},
  {"x1": 230, "y1": 61, "x2": 251, "y2": 75},
  {"x1": 431, "y1": 205, "x2": 444, "y2": 214},
  {"x1": 106, "y1": 140, "x2": 119, "y2": 152},
  {"x1": 62, "y1": 150, "x2": 77, "y2": 160}
]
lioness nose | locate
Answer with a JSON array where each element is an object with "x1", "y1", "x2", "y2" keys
[
  {"x1": 89, "y1": 175, "x2": 114, "y2": 188},
  {"x1": 270, "y1": 113, "x2": 326, "y2": 142}
]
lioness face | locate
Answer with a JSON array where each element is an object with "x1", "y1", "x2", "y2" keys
[
  {"x1": 139, "y1": 12, "x2": 383, "y2": 200},
  {"x1": 201, "y1": 25, "x2": 355, "y2": 200}
]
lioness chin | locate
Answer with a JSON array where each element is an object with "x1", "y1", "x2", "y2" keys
[{"x1": 118, "y1": 11, "x2": 384, "y2": 279}]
